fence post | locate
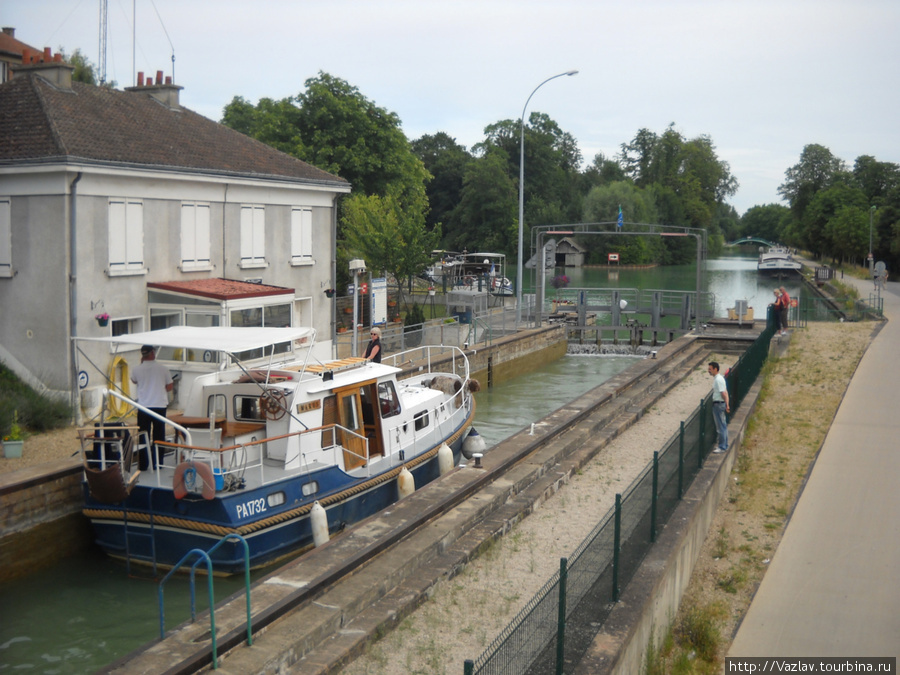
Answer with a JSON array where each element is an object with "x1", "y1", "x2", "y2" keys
[
  {"x1": 677, "y1": 421, "x2": 684, "y2": 499},
  {"x1": 556, "y1": 557, "x2": 568, "y2": 675},
  {"x1": 651, "y1": 451, "x2": 659, "y2": 543},
  {"x1": 699, "y1": 398, "x2": 706, "y2": 468},
  {"x1": 613, "y1": 493, "x2": 621, "y2": 602},
  {"x1": 464, "y1": 659, "x2": 474, "y2": 675}
]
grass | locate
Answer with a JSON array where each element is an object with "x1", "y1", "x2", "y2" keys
[
  {"x1": 0, "y1": 364, "x2": 72, "y2": 438},
  {"x1": 648, "y1": 319, "x2": 872, "y2": 673}
]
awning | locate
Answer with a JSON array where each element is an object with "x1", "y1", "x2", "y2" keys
[{"x1": 75, "y1": 326, "x2": 315, "y2": 354}]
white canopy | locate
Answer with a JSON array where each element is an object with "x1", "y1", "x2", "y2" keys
[{"x1": 75, "y1": 326, "x2": 315, "y2": 354}]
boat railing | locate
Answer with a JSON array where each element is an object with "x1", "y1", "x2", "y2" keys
[{"x1": 384, "y1": 344, "x2": 470, "y2": 383}]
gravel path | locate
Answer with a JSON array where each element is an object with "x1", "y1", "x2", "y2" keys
[{"x1": 341, "y1": 355, "x2": 728, "y2": 675}]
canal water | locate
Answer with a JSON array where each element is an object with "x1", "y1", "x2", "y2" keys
[{"x1": 0, "y1": 252, "x2": 800, "y2": 672}]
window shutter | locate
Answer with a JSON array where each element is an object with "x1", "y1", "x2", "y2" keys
[
  {"x1": 0, "y1": 198, "x2": 11, "y2": 275},
  {"x1": 291, "y1": 207, "x2": 312, "y2": 261}
]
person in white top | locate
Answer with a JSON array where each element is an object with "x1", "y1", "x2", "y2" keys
[{"x1": 130, "y1": 345, "x2": 173, "y2": 469}]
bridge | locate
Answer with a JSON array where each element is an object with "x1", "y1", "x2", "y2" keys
[{"x1": 727, "y1": 237, "x2": 776, "y2": 247}]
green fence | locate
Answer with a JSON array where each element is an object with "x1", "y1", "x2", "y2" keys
[{"x1": 464, "y1": 310, "x2": 777, "y2": 675}]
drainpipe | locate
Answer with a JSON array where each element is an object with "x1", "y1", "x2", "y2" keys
[
  {"x1": 331, "y1": 194, "x2": 338, "y2": 360},
  {"x1": 69, "y1": 171, "x2": 83, "y2": 423}
]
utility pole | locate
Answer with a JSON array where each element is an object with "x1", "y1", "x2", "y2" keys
[{"x1": 98, "y1": 0, "x2": 107, "y2": 84}]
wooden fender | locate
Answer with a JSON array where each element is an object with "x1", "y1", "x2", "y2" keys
[{"x1": 173, "y1": 461, "x2": 216, "y2": 500}]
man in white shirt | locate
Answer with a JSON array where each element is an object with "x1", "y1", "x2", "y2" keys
[
  {"x1": 708, "y1": 361, "x2": 731, "y2": 454},
  {"x1": 131, "y1": 345, "x2": 173, "y2": 469}
]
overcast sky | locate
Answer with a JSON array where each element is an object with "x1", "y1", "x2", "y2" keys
[{"x1": 6, "y1": 0, "x2": 899, "y2": 214}]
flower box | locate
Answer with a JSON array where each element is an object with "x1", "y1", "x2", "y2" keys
[{"x1": 3, "y1": 440, "x2": 23, "y2": 458}]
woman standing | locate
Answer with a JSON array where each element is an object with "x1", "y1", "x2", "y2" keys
[
  {"x1": 778, "y1": 286, "x2": 791, "y2": 336},
  {"x1": 364, "y1": 327, "x2": 382, "y2": 363}
]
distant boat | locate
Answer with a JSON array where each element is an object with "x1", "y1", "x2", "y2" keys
[
  {"x1": 757, "y1": 246, "x2": 801, "y2": 276},
  {"x1": 424, "y1": 251, "x2": 513, "y2": 296},
  {"x1": 75, "y1": 327, "x2": 477, "y2": 574}
]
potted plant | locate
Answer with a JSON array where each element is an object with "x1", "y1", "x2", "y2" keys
[
  {"x1": 95, "y1": 312, "x2": 110, "y2": 327},
  {"x1": 2, "y1": 411, "x2": 24, "y2": 458},
  {"x1": 427, "y1": 286, "x2": 435, "y2": 296}
]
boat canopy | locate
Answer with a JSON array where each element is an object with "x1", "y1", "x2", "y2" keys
[{"x1": 75, "y1": 326, "x2": 315, "y2": 355}]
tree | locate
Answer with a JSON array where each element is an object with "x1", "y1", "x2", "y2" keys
[
  {"x1": 411, "y1": 132, "x2": 473, "y2": 233},
  {"x1": 450, "y1": 149, "x2": 518, "y2": 253},
  {"x1": 341, "y1": 192, "x2": 440, "y2": 308},
  {"x1": 581, "y1": 182, "x2": 662, "y2": 264},
  {"x1": 739, "y1": 204, "x2": 792, "y2": 243},
  {"x1": 778, "y1": 144, "x2": 846, "y2": 217}
]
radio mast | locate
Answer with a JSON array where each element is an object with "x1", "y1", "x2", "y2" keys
[{"x1": 98, "y1": 0, "x2": 107, "y2": 84}]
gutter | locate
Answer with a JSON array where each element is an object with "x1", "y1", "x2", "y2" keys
[{"x1": 69, "y1": 171, "x2": 82, "y2": 423}]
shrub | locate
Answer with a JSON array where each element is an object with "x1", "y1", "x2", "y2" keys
[{"x1": 0, "y1": 364, "x2": 72, "y2": 436}]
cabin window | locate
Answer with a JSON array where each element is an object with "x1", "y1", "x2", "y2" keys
[
  {"x1": 301, "y1": 481, "x2": 319, "y2": 497},
  {"x1": 341, "y1": 394, "x2": 360, "y2": 430},
  {"x1": 377, "y1": 382, "x2": 401, "y2": 418},
  {"x1": 207, "y1": 394, "x2": 227, "y2": 420},
  {"x1": 414, "y1": 410, "x2": 429, "y2": 431},
  {"x1": 267, "y1": 491, "x2": 287, "y2": 507},
  {"x1": 234, "y1": 395, "x2": 264, "y2": 421}
]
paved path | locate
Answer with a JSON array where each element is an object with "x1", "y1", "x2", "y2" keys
[{"x1": 729, "y1": 274, "x2": 900, "y2": 658}]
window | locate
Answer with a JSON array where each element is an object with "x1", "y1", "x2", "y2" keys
[
  {"x1": 377, "y1": 382, "x2": 401, "y2": 418},
  {"x1": 414, "y1": 410, "x2": 430, "y2": 431},
  {"x1": 235, "y1": 395, "x2": 264, "y2": 421},
  {"x1": 107, "y1": 316, "x2": 144, "y2": 351},
  {"x1": 240, "y1": 204, "x2": 266, "y2": 268},
  {"x1": 0, "y1": 197, "x2": 10, "y2": 278},
  {"x1": 290, "y1": 207, "x2": 313, "y2": 265},
  {"x1": 181, "y1": 202, "x2": 211, "y2": 270},
  {"x1": 108, "y1": 198, "x2": 144, "y2": 275}
]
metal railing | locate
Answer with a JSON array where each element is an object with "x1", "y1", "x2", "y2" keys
[{"x1": 464, "y1": 317, "x2": 775, "y2": 675}]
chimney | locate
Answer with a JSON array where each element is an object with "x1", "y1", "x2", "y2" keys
[
  {"x1": 2, "y1": 27, "x2": 15, "y2": 38},
  {"x1": 11, "y1": 47, "x2": 75, "y2": 90},
  {"x1": 125, "y1": 68, "x2": 183, "y2": 110}
]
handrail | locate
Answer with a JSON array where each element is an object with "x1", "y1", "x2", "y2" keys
[{"x1": 158, "y1": 534, "x2": 252, "y2": 670}]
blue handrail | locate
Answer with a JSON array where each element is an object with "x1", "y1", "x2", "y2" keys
[{"x1": 157, "y1": 534, "x2": 252, "y2": 670}]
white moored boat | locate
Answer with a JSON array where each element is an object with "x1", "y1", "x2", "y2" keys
[
  {"x1": 757, "y1": 246, "x2": 802, "y2": 276},
  {"x1": 74, "y1": 327, "x2": 478, "y2": 573}
]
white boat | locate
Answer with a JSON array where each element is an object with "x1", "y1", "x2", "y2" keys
[
  {"x1": 424, "y1": 251, "x2": 513, "y2": 296},
  {"x1": 74, "y1": 327, "x2": 478, "y2": 573},
  {"x1": 757, "y1": 246, "x2": 802, "y2": 276}
]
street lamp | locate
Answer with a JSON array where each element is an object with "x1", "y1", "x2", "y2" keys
[
  {"x1": 516, "y1": 70, "x2": 579, "y2": 325},
  {"x1": 868, "y1": 205, "x2": 876, "y2": 275},
  {"x1": 349, "y1": 258, "x2": 366, "y2": 357}
]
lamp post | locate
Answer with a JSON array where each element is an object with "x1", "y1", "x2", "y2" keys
[
  {"x1": 868, "y1": 205, "x2": 876, "y2": 275},
  {"x1": 349, "y1": 258, "x2": 366, "y2": 357},
  {"x1": 516, "y1": 70, "x2": 578, "y2": 325}
]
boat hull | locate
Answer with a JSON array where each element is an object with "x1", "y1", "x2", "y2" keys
[{"x1": 83, "y1": 422, "x2": 470, "y2": 573}]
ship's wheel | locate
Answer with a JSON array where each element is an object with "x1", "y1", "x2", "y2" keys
[{"x1": 260, "y1": 388, "x2": 287, "y2": 421}]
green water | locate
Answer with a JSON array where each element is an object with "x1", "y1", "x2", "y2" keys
[{"x1": 0, "y1": 252, "x2": 799, "y2": 672}]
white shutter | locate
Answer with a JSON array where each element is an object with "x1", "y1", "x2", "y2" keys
[
  {"x1": 240, "y1": 205, "x2": 253, "y2": 262},
  {"x1": 181, "y1": 203, "x2": 196, "y2": 265},
  {"x1": 241, "y1": 204, "x2": 265, "y2": 265},
  {"x1": 196, "y1": 203, "x2": 211, "y2": 264},
  {"x1": 291, "y1": 207, "x2": 312, "y2": 262},
  {"x1": 125, "y1": 200, "x2": 143, "y2": 268},
  {"x1": 0, "y1": 198, "x2": 11, "y2": 276},
  {"x1": 252, "y1": 207, "x2": 265, "y2": 261},
  {"x1": 108, "y1": 199, "x2": 127, "y2": 270}
]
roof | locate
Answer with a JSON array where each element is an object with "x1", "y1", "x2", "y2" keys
[
  {"x1": 148, "y1": 278, "x2": 295, "y2": 301},
  {"x1": 0, "y1": 31, "x2": 39, "y2": 60},
  {"x1": 76, "y1": 326, "x2": 315, "y2": 353},
  {"x1": 0, "y1": 71, "x2": 350, "y2": 188}
]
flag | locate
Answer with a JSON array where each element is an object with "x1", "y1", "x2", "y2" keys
[{"x1": 617, "y1": 205, "x2": 623, "y2": 229}]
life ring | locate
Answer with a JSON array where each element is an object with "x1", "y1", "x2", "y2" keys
[
  {"x1": 173, "y1": 461, "x2": 216, "y2": 500},
  {"x1": 790, "y1": 298, "x2": 798, "y2": 308},
  {"x1": 107, "y1": 356, "x2": 131, "y2": 417}
]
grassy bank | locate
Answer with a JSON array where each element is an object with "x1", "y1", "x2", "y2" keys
[{"x1": 646, "y1": 320, "x2": 873, "y2": 674}]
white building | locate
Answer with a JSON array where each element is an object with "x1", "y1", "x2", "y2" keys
[{"x1": 0, "y1": 55, "x2": 350, "y2": 414}]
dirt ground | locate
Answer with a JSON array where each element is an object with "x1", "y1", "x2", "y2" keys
[{"x1": 1, "y1": 424, "x2": 86, "y2": 470}]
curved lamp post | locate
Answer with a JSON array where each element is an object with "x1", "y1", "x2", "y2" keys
[{"x1": 516, "y1": 70, "x2": 578, "y2": 325}]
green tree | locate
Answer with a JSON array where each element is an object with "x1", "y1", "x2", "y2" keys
[
  {"x1": 450, "y1": 150, "x2": 518, "y2": 253},
  {"x1": 411, "y1": 132, "x2": 473, "y2": 234},
  {"x1": 778, "y1": 144, "x2": 846, "y2": 218},
  {"x1": 801, "y1": 183, "x2": 867, "y2": 259},
  {"x1": 826, "y1": 205, "x2": 869, "y2": 264},
  {"x1": 341, "y1": 192, "x2": 440, "y2": 308},
  {"x1": 581, "y1": 182, "x2": 662, "y2": 264},
  {"x1": 739, "y1": 204, "x2": 792, "y2": 243}
]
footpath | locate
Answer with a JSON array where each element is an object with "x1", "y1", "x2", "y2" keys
[{"x1": 729, "y1": 274, "x2": 900, "y2": 658}]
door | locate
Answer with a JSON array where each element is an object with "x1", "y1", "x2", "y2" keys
[{"x1": 335, "y1": 387, "x2": 367, "y2": 470}]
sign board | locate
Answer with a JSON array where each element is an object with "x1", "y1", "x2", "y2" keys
[
  {"x1": 608, "y1": 253, "x2": 620, "y2": 262},
  {"x1": 370, "y1": 277, "x2": 388, "y2": 326}
]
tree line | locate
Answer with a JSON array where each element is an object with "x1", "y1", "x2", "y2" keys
[{"x1": 219, "y1": 72, "x2": 897, "y2": 282}]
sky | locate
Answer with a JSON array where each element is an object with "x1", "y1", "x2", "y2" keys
[{"x1": 5, "y1": 0, "x2": 900, "y2": 215}]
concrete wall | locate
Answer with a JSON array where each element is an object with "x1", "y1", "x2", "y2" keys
[{"x1": 0, "y1": 460, "x2": 86, "y2": 582}]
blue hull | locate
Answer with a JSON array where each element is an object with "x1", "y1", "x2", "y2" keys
[{"x1": 84, "y1": 433, "x2": 466, "y2": 574}]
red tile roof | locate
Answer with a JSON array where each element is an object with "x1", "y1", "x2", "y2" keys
[
  {"x1": 148, "y1": 278, "x2": 295, "y2": 301},
  {"x1": 0, "y1": 71, "x2": 350, "y2": 188}
]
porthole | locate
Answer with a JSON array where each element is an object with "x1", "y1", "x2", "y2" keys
[
  {"x1": 301, "y1": 481, "x2": 319, "y2": 497},
  {"x1": 267, "y1": 491, "x2": 286, "y2": 508}
]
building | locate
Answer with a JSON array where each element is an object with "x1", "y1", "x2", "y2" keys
[
  {"x1": 556, "y1": 237, "x2": 585, "y2": 267},
  {"x1": 0, "y1": 51, "x2": 350, "y2": 416},
  {"x1": 0, "y1": 27, "x2": 38, "y2": 84}
]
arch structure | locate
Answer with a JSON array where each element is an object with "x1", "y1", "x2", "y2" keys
[
  {"x1": 526, "y1": 222, "x2": 709, "y2": 329},
  {"x1": 727, "y1": 237, "x2": 776, "y2": 248}
]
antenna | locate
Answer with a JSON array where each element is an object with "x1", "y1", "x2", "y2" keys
[{"x1": 98, "y1": 0, "x2": 107, "y2": 84}]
